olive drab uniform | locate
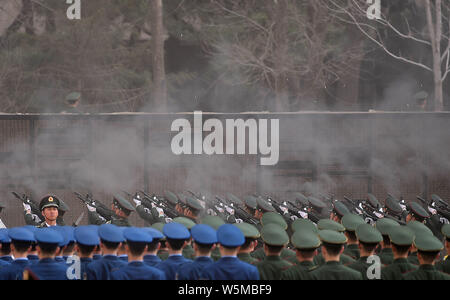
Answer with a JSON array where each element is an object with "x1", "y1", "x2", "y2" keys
[
  {"x1": 380, "y1": 258, "x2": 418, "y2": 280},
  {"x1": 256, "y1": 256, "x2": 293, "y2": 280},
  {"x1": 403, "y1": 265, "x2": 450, "y2": 280},
  {"x1": 280, "y1": 261, "x2": 315, "y2": 280},
  {"x1": 309, "y1": 261, "x2": 363, "y2": 280}
]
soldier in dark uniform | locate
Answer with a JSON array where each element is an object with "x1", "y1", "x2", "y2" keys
[
  {"x1": 383, "y1": 195, "x2": 405, "y2": 224},
  {"x1": 173, "y1": 216, "x2": 196, "y2": 260},
  {"x1": 403, "y1": 233, "x2": 450, "y2": 280},
  {"x1": 330, "y1": 201, "x2": 350, "y2": 223},
  {"x1": 235, "y1": 223, "x2": 260, "y2": 265},
  {"x1": 88, "y1": 194, "x2": 135, "y2": 227},
  {"x1": 381, "y1": 226, "x2": 418, "y2": 280},
  {"x1": 307, "y1": 197, "x2": 328, "y2": 223},
  {"x1": 23, "y1": 197, "x2": 68, "y2": 227},
  {"x1": 0, "y1": 229, "x2": 12, "y2": 264},
  {"x1": 134, "y1": 191, "x2": 175, "y2": 226},
  {"x1": 36, "y1": 196, "x2": 61, "y2": 228},
  {"x1": 142, "y1": 228, "x2": 164, "y2": 267},
  {"x1": 176, "y1": 224, "x2": 217, "y2": 280},
  {"x1": 375, "y1": 218, "x2": 400, "y2": 265},
  {"x1": 73, "y1": 225, "x2": 100, "y2": 280},
  {"x1": 406, "y1": 221, "x2": 434, "y2": 265},
  {"x1": 309, "y1": 230, "x2": 362, "y2": 280},
  {"x1": 347, "y1": 224, "x2": 383, "y2": 280},
  {"x1": 200, "y1": 215, "x2": 225, "y2": 261},
  {"x1": 256, "y1": 224, "x2": 293, "y2": 280},
  {"x1": 0, "y1": 228, "x2": 34, "y2": 280},
  {"x1": 151, "y1": 223, "x2": 169, "y2": 261},
  {"x1": 406, "y1": 202, "x2": 430, "y2": 224},
  {"x1": 281, "y1": 227, "x2": 320, "y2": 280},
  {"x1": 110, "y1": 227, "x2": 166, "y2": 280},
  {"x1": 341, "y1": 214, "x2": 366, "y2": 260},
  {"x1": 436, "y1": 224, "x2": 450, "y2": 274}
]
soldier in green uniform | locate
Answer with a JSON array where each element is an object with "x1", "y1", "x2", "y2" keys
[
  {"x1": 235, "y1": 223, "x2": 260, "y2": 265},
  {"x1": 375, "y1": 218, "x2": 400, "y2": 265},
  {"x1": 36, "y1": 196, "x2": 61, "y2": 228},
  {"x1": 309, "y1": 230, "x2": 363, "y2": 280},
  {"x1": 23, "y1": 197, "x2": 69, "y2": 227},
  {"x1": 381, "y1": 226, "x2": 418, "y2": 280},
  {"x1": 252, "y1": 212, "x2": 296, "y2": 264},
  {"x1": 173, "y1": 216, "x2": 196, "y2": 260},
  {"x1": 403, "y1": 233, "x2": 450, "y2": 280},
  {"x1": 88, "y1": 194, "x2": 135, "y2": 227},
  {"x1": 348, "y1": 224, "x2": 383, "y2": 280},
  {"x1": 341, "y1": 214, "x2": 366, "y2": 260},
  {"x1": 313, "y1": 219, "x2": 356, "y2": 266},
  {"x1": 436, "y1": 224, "x2": 450, "y2": 274},
  {"x1": 281, "y1": 227, "x2": 321, "y2": 280},
  {"x1": 406, "y1": 202, "x2": 430, "y2": 224},
  {"x1": 151, "y1": 222, "x2": 169, "y2": 260},
  {"x1": 330, "y1": 201, "x2": 350, "y2": 223},
  {"x1": 133, "y1": 193, "x2": 166, "y2": 226},
  {"x1": 255, "y1": 224, "x2": 293, "y2": 280},
  {"x1": 200, "y1": 215, "x2": 225, "y2": 261},
  {"x1": 383, "y1": 195, "x2": 405, "y2": 224},
  {"x1": 406, "y1": 221, "x2": 433, "y2": 265},
  {"x1": 243, "y1": 196, "x2": 258, "y2": 218}
]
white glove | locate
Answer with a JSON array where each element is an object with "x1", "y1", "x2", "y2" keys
[
  {"x1": 156, "y1": 207, "x2": 165, "y2": 218},
  {"x1": 290, "y1": 215, "x2": 298, "y2": 222},
  {"x1": 428, "y1": 206, "x2": 437, "y2": 215},
  {"x1": 399, "y1": 204, "x2": 407, "y2": 211},
  {"x1": 86, "y1": 203, "x2": 96, "y2": 212},
  {"x1": 298, "y1": 211, "x2": 308, "y2": 219},
  {"x1": 23, "y1": 203, "x2": 31, "y2": 214},
  {"x1": 215, "y1": 206, "x2": 225, "y2": 213},
  {"x1": 207, "y1": 208, "x2": 217, "y2": 216},
  {"x1": 133, "y1": 198, "x2": 142, "y2": 207},
  {"x1": 279, "y1": 206, "x2": 289, "y2": 215},
  {"x1": 143, "y1": 207, "x2": 151, "y2": 214},
  {"x1": 374, "y1": 211, "x2": 384, "y2": 219},
  {"x1": 165, "y1": 217, "x2": 173, "y2": 223},
  {"x1": 31, "y1": 214, "x2": 42, "y2": 223},
  {"x1": 235, "y1": 218, "x2": 244, "y2": 224},
  {"x1": 225, "y1": 206, "x2": 235, "y2": 215}
]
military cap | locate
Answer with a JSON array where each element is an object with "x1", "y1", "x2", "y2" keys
[
  {"x1": 413, "y1": 91, "x2": 428, "y2": 100},
  {"x1": 23, "y1": 225, "x2": 38, "y2": 235},
  {"x1": 123, "y1": 227, "x2": 153, "y2": 243},
  {"x1": 261, "y1": 224, "x2": 289, "y2": 246},
  {"x1": 256, "y1": 197, "x2": 275, "y2": 213},
  {"x1": 227, "y1": 193, "x2": 243, "y2": 205},
  {"x1": 389, "y1": 226, "x2": 414, "y2": 246},
  {"x1": 406, "y1": 221, "x2": 433, "y2": 236},
  {"x1": 74, "y1": 226, "x2": 100, "y2": 246},
  {"x1": 66, "y1": 92, "x2": 81, "y2": 102},
  {"x1": 143, "y1": 228, "x2": 164, "y2": 240},
  {"x1": 217, "y1": 224, "x2": 245, "y2": 247},
  {"x1": 431, "y1": 194, "x2": 446, "y2": 205},
  {"x1": 318, "y1": 230, "x2": 347, "y2": 245},
  {"x1": 173, "y1": 217, "x2": 196, "y2": 230},
  {"x1": 113, "y1": 194, "x2": 135, "y2": 212},
  {"x1": 50, "y1": 226, "x2": 71, "y2": 247},
  {"x1": 178, "y1": 193, "x2": 188, "y2": 205},
  {"x1": 294, "y1": 192, "x2": 310, "y2": 206},
  {"x1": 234, "y1": 223, "x2": 260, "y2": 239},
  {"x1": 98, "y1": 224, "x2": 125, "y2": 243},
  {"x1": 186, "y1": 196, "x2": 204, "y2": 211},
  {"x1": 191, "y1": 224, "x2": 217, "y2": 245},
  {"x1": 261, "y1": 212, "x2": 288, "y2": 230},
  {"x1": 164, "y1": 191, "x2": 179, "y2": 206},
  {"x1": 34, "y1": 228, "x2": 63, "y2": 245},
  {"x1": 367, "y1": 194, "x2": 381, "y2": 209},
  {"x1": 0, "y1": 229, "x2": 11, "y2": 243},
  {"x1": 333, "y1": 201, "x2": 350, "y2": 217},
  {"x1": 442, "y1": 224, "x2": 450, "y2": 239},
  {"x1": 8, "y1": 227, "x2": 35, "y2": 243},
  {"x1": 375, "y1": 218, "x2": 400, "y2": 235},
  {"x1": 163, "y1": 222, "x2": 190, "y2": 240},
  {"x1": 201, "y1": 215, "x2": 225, "y2": 230},
  {"x1": 385, "y1": 195, "x2": 403, "y2": 215},
  {"x1": 58, "y1": 199, "x2": 70, "y2": 212},
  {"x1": 63, "y1": 226, "x2": 75, "y2": 243},
  {"x1": 308, "y1": 197, "x2": 327, "y2": 209},
  {"x1": 39, "y1": 195, "x2": 60, "y2": 211},
  {"x1": 317, "y1": 219, "x2": 345, "y2": 232},
  {"x1": 291, "y1": 218, "x2": 318, "y2": 234},
  {"x1": 408, "y1": 202, "x2": 430, "y2": 219},
  {"x1": 151, "y1": 223, "x2": 166, "y2": 240},
  {"x1": 291, "y1": 229, "x2": 321, "y2": 250},
  {"x1": 243, "y1": 196, "x2": 257, "y2": 210},
  {"x1": 342, "y1": 214, "x2": 366, "y2": 232},
  {"x1": 414, "y1": 234, "x2": 443, "y2": 252},
  {"x1": 356, "y1": 224, "x2": 382, "y2": 244}
]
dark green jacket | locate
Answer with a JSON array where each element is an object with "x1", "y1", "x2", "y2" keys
[
  {"x1": 309, "y1": 261, "x2": 363, "y2": 280},
  {"x1": 110, "y1": 217, "x2": 132, "y2": 227},
  {"x1": 211, "y1": 248, "x2": 221, "y2": 262},
  {"x1": 379, "y1": 248, "x2": 394, "y2": 266},
  {"x1": 136, "y1": 205, "x2": 164, "y2": 226},
  {"x1": 238, "y1": 253, "x2": 259, "y2": 265},
  {"x1": 157, "y1": 249, "x2": 169, "y2": 261},
  {"x1": 436, "y1": 258, "x2": 450, "y2": 274},
  {"x1": 343, "y1": 244, "x2": 360, "y2": 260},
  {"x1": 313, "y1": 252, "x2": 355, "y2": 266},
  {"x1": 182, "y1": 244, "x2": 195, "y2": 260},
  {"x1": 256, "y1": 256, "x2": 293, "y2": 280},
  {"x1": 280, "y1": 261, "x2": 315, "y2": 280},
  {"x1": 251, "y1": 248, "x2": 297, "y2": 264},
  {"x1": 403, "y1": 264, "x2": 450, "y2": 280},
  {"x1": 381, "y1": 258, "x2": 418, "y2": 280},
  {"x1": 348, "y1": 256, "x2": 381, "y2": 280},
  {"x1": 407, "y1": 252, "x2": 419, "y2": 265}
]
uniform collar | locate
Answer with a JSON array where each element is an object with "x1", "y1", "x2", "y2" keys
[
  {"x1": 265, "y1": 255, "x2": 282, "y2": 261},
  {"x1": 419, "y1": 264, "x2": 436, "y2": 271},
  {"x1": 393, "y1": 258, "x2": 410, "y2": 264}
]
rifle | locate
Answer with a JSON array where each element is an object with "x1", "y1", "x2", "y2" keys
[
  {"x1": 226, "y1": 195, "x2": 259, "y2": 226},
  {"x1": 74, "y1": 192, "x2": 114, "y2": 220},
  {"x1": 344, "y1": 195, "x2": 385, "y2": 225},
  {"x1": 11, "y1": 192, "x2": 41, "y2": 216},
  {"x1": 139, "y1": 190, "x2": 179, "y2": 219}
]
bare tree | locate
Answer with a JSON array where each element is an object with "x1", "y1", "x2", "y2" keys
[
  {"x1": 150, "y1": 0, "x2": 167, "y2": 112},
  {"x1": 323, "y1": 0, "x2": 450, "y2": 111}
]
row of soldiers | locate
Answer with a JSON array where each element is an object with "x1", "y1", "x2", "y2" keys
[{"x1": 0, "y1": 192, "x2": 449, "y2": 280}]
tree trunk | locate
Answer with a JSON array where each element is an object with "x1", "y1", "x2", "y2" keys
[{"x1": 150, "y1": 0, "x2": 167, "y2": 112}]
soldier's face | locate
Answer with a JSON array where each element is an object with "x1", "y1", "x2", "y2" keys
[{"x1": 42, "y1": 207, "x2": 59, "y2": 221}]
